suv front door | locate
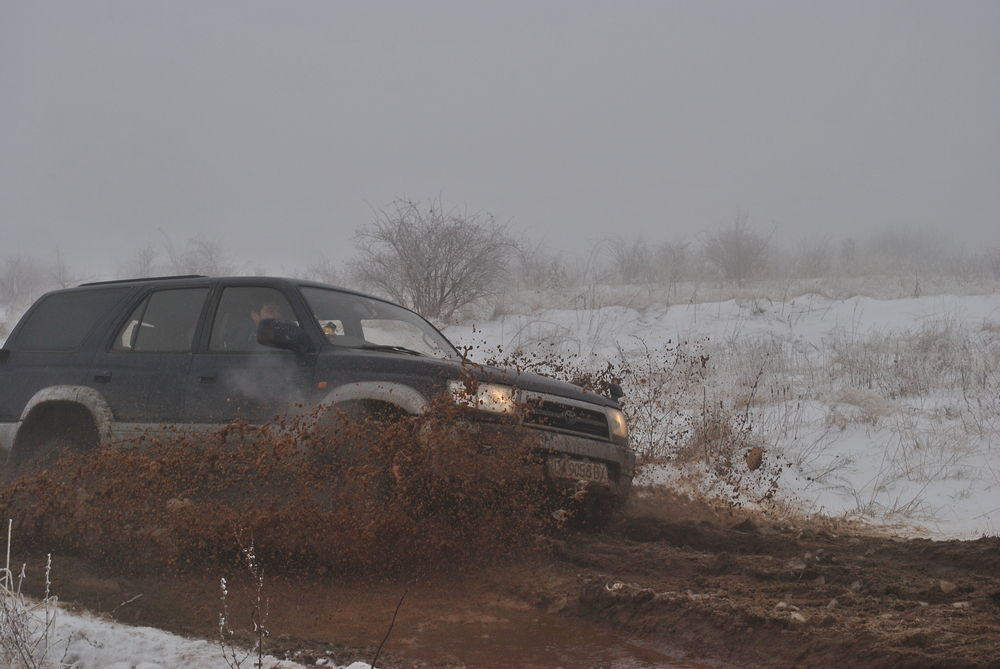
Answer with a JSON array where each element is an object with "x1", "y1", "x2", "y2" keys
[{"x1": 185, "y1": 285, "x2": 315, "y2": 425}]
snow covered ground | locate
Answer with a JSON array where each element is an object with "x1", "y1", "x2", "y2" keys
[
  {"x1": 3, "y1": 600, "x2": 377, "y2": 669},
  {"x1": 446, "y1": 292, "x2": 1000, "y2": 540},
  {"x1": 29, "y1": 611, "x2": 305, "y2": 669}
]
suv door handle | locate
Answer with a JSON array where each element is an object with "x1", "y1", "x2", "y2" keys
[
  {"x1": 93, "y1": 372, "x2": 112, "y2": 383},
  {"x1": 198, "y1": 375, "x2": 216, "y2": 384}
]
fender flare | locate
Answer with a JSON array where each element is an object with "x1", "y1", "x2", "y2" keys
[
  {"x1": 319, "y1": 381, "x2": 429, "y2": 416},
  {"x1": 18, "y1": 385, "x2": 115, "y2": 446}
]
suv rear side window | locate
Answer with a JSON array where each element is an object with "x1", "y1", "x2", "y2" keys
[
  {"x1": 13, "y1": 287, "x2": 131, "y2": 352},
  {"x1": 113, "y1": 288, "x2": 209, "y2": 352}
]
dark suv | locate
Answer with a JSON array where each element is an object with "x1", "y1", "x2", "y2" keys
[{"x1": 0, "y1": 276, "x2": 634, "y2": 502}]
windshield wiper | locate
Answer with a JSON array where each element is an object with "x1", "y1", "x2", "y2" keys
[{"x1": 356, "y1": 344, "x2": 425, "y2": 356}]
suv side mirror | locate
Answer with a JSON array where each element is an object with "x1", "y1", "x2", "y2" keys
[{"x1": 257, "y1": 318, "x2": 309, "y2": 354}]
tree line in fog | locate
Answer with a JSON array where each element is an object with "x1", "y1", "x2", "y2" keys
[{"x1": 3, "y1": 200, "x2": 1000, "y2": 322}]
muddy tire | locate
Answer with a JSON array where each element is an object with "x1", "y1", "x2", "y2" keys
[
  {"x1": 314, "y1": 401, "x2": 406, "y2": 503},
  {"x1": 6, "y1": 403, "x2": 101, "y2": 478},
  {"x1": 7, "y1": 434, "x2": 82, "y2": 475}
]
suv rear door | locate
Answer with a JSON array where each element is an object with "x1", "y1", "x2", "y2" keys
[{"x1": 88, "y1": 285, "x2": 212, "y2": 423}]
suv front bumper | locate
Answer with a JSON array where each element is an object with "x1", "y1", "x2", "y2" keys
[{"x1": 536, "y1": 429, "x2": 635, "y2": 498}]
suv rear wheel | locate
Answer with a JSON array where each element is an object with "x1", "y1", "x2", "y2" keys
[{"x1": 6, "y1": 402, "x2": 99, "y2": 475}]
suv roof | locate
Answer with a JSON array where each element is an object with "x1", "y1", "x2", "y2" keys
[
  {"x1": 79, "y1": 275, "x2": 208, "y2": 287},
  {"x1": 71, "y1": 276, "x2": 403, "y2": 310}
]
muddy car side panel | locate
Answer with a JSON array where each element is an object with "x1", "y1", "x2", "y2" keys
[
  {"x1": 0, "y1": 285, "x2": 137, "y2": 457},
  {"x1": 88, "y1": 284, "x2": 215, "y2": 422}
]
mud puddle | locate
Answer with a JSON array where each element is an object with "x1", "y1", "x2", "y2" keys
[
  {"x1": 34, "y1": 556, "x2": 731, "y2": 669},
  {"x1": 383, "y1": 606, "x2": 720, "y2": 668}
]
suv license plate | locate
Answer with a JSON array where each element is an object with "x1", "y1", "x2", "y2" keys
[{"x1": 547, "y1": 458, "x2": 609, "y2": 484}]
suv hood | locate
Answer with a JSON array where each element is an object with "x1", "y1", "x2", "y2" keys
[{"x1": 316, "y1": 349, "x2": 621, "y2": 409}]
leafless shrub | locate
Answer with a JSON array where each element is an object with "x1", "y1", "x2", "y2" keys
[
  {"x1": 676, "y1": 398, "x2": 737, "y2": 465},
  {"x1": 699, "y1": 210, "x2": 773, "y2": 285},
  {"x1": 296, "y1": 257, "x2": 348, "y2": 287},
  {"x1": 791, "y1": 238, "x2": 833, "y2": 279},
  {"x1": 987, "y1": 247, "x2": 1000, "y2": 281},
  {"x1": 219, "y1": 536, "x2": 268, "y2": 669},
  {"x1": 607, "y1": 235, "x2": 655, "y2": 286},
  {"x1": 839, "y1": 237, "x2": 859, "y2": 276},
  {"x1": 655, "y1": 240, "x2": 690, "y2": 298},
  {"x1": 858, "y1": 227, "x2": 954, "y2": 278},
  {"x1": 1, "y1": 522, "x2": 58, "y2": 669},
  {"x1": 164, "y1": 235, "x2": 240, "y2": 276},
  {"x1": 116, "y1": 236, "x2": 240, "y2": 279},
  {"x1": 350, "y1": 198, "x2": 518, "y2": 320},
  {"x1": 614, "y1": 339, "x2": 707, "y2": 461},
  {"x1": 516, "y1": 239, "x2": 570, "y2": 291}
]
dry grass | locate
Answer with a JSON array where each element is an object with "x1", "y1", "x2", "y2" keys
[{"x1": 1, "y1": 522, "x2": 58, "y2": 669}]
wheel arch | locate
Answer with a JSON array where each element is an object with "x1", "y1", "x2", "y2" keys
[
  {"x1": 319, "y1": 381, "x2": 428, "y2": 417},
  {"x1": 14, "y1": 386, "x2": 114, "y2": 449}
]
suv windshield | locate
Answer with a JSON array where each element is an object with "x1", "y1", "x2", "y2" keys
[{"x1": 300, "y1": 287, "x2": 457, "y2": 360}]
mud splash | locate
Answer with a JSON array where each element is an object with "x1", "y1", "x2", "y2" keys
[{"x1": 1, "y1": 398, "x2": 552, "y2": 576}]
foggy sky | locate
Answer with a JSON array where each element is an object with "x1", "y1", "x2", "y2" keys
[{"x1": 2, "y1": 1, "x2": 998, "y2": 276}]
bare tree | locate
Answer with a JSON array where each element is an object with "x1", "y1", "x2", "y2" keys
[
  {"x1": 0, "y1": 255, "x2": 46, "y2": 312},
  {"x1": 350, "y1": 198, "x2": 517, "y2": 319},
  {"x1": 47, "y1": 249, "x2": 94, "y2": 288},
  {"x1": 699, "y1": 210, "x2": 772, "y2": 285},
  {"x1": 117, "y1": 242, "x2": 160, "y2": 279},
  {"x1": 164, "y1": 235, "x2": 239, "y2": 276}
]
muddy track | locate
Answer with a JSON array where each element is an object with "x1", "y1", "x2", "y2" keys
[
  {"x1": 554, "y1": 521, "x2": 999, "y2": 668},
  {"x1": 21, "y1": 492, "x2": 1000, "y2": 668}
]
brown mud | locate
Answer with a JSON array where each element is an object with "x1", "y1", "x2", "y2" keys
[{"x1": 17, "y1": 486, "x2": 999, "y2": 669}]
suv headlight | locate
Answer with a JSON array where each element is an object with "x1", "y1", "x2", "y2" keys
[
  {"x1": 449, "y1": 380, "x2": 517, "y2": 415},
  {"x1": 607, "y1": 408, "x2": 629, "y2": 445}
]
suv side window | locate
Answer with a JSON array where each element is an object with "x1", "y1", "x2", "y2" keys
[
  {"x1": 209, "y1": 287, "x2": 296, "y2": 351},
  {"x1": 113, "y1": 288, "x2": 209, "y2": 352},
  {"x1": 12, "y1": 287, "x2": 131, "y2": 352}
]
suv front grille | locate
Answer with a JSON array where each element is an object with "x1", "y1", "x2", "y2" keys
[{"x1": 525, "y1": 399, "x2": 609, "y2": 440}]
